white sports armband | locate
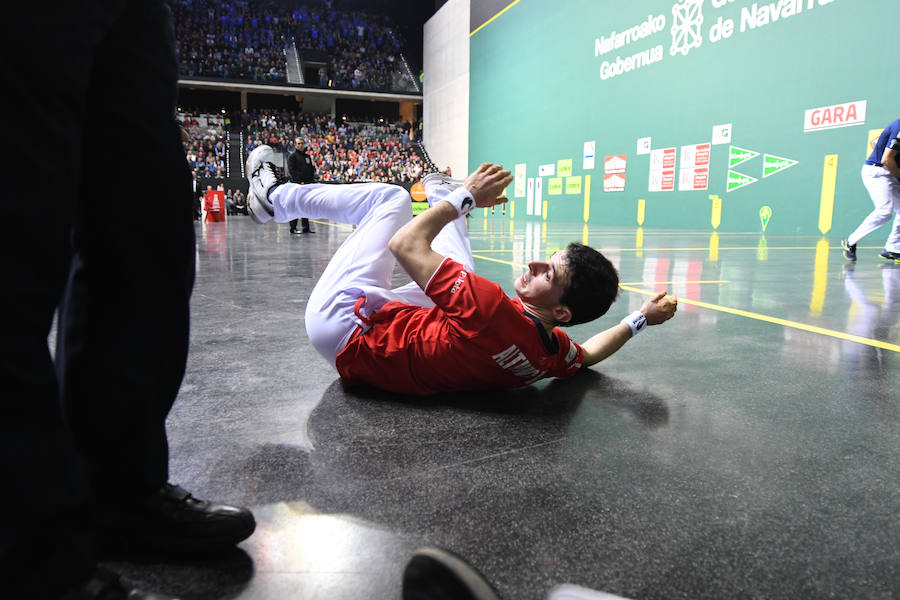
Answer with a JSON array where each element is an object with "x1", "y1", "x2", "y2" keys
[
  {"x1": 621, "y1": 310, "x2": 647, "y2": 337},
  {"x1": 443, "y1": 187, "x2": 476, "y2": 217}
]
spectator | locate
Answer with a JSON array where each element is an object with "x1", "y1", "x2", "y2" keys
[{"x1": 234, "y1": 189, "x2": 247, "y2": 215}]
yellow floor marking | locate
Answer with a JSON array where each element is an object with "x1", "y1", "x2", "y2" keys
[
  {"x1": 308, "y1": 219, "x2": 353, "y2": 231},
  {"x1": 818, "y1": 154, "x2": 838, "y2": 234},
  {"x1": 306, "y1": 222, "x2": 895, "y2": 351},
  {"x1": 619, "y1": 284, "x2": 900, "y2": 353},
  {"x1": 620, "y1": 280, "x2": 729, "y2": 286},
  {"x1": 471, "y1": 245, "x2": 882, "y2": 254}
]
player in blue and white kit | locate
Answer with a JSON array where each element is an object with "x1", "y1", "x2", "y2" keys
[{"x1": 842, "y1": 118, "x2": 900, "y2": 262}]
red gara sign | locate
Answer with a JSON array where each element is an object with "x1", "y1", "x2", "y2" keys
[{"x1": 804, "y1": 100, "x2": 867, "y2": 132}]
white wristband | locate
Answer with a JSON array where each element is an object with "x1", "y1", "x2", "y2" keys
[
  {"x1": 443, "y1": 187, "x2": 476, "y2": 217},
  {"x1": 621, "y1": 310, "x2": 647, "y2": 337}
]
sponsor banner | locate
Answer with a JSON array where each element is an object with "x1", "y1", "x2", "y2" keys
[
  {"x1": 679, "y1": 167, "x2": 709, "y2": 191},
  {"x1": 650, "y1": 147, "x2": 677, "y2": 170},
  {"x1": 604, "y1": 154, "x2": 627, "y2": 173},
  {"x1": 712, "y1": 123, "x2": 732, "y2": 145},
  {"x1": 535, "y1": 178, "x2": 543, "y2": 217},
  {"x1": 649, "y1": 147, "x2": 676, "y2": 192},
  {"x1": 515, "y1": 163, "x2": 527, "y2": 197},
  {"x1": 604, "y1": 173, "x2": 626, "y2": 192},
  {"x1": 649, "y1": 169, "x2": 675, "y2": 192},
  {"x1": 867, "y1": 129, "x2": 882, "y2": 158},
  {"x1": 637, "y1": 137, "x2": 652, "y2": 155},
  {"x1": 584, "y1": 141, "x2": 596, "y2": 170},
  {"x1": 539, "y1": 163, "x2": 555, "y2": 176},
  {"x1": 548, "y1": 178, "x2": 563, "y2": 195},
  {"x1": 409, "y1": 181, "x2": 426, "y2": 202},
  {"x1": 804, "y1": 100, "x2": 866, "y2": 132},
  {"x1": 727, "y1": 170, "x2": 757, "y2": 192},
  {"x1": 566, "y1": 176, "x2": 582, "y2": 195},
  {"x1": 762, "y1": 154, "x2": 798, "y2": 178},
  {"x1": 680, "y1": 143, "x2": 710, "y2": 169},
  {"x1": 729, "y1": 145, "x2": 759, "y2": 168},
  {"x1": 558, "y1": 159, "x2": 573, "y2": 177},
  {"x1": 526, "y1": 178, "x2": 535, "y2": 215}
]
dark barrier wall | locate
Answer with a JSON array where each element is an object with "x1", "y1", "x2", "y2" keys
[
  {"x1": 197, "y1": 177, "x2": 417, "y2": 195},
  {"x1": 469, "y1": 0, "x2": 900, "y2": 235}
]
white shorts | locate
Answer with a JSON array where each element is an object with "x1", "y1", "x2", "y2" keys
[{"x1": 269, "y1": 181, "x2": 475, "y2": 364}]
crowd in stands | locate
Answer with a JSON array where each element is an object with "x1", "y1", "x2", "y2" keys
[
  {"x1": 170, "y1": 0, "x2": 287, "y2": 81},
  {"x1": 179, "y1": 111, "x2": 230, "y2": 179},
  {"x1": 169, "y1": 0, "x2": 417, "y2": 92},
  {"x1": 242, "y1": 109, "x2": 425, "y2": 184}
]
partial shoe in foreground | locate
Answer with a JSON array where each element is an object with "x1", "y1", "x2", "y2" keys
[
  {"x1": 245, "y1": 144, "x2": 284, "y2": 224},
  {"x1": 402, "y1": 547, "x2": 501, "y2": 600}
]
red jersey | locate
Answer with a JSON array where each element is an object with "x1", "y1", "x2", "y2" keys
[{"x1": 335, "y1": 258, "x2": 584, "y2": 395}]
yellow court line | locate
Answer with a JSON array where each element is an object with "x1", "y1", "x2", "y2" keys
[
  {"x1": 307, "y1": 223, "x2": 896, "y2": 351},
  {"x1": 620, "y1": 280, "x2": 729, "y2": 286},
  {"x1": 473, "y1": 254, "x2": 524, "y2": 268},
  {"x1": 474, "y1": 245, "x2": 881, "y2": 254},
  {"x1": 310, "y1": 219, "x2": 353, "y2": 230},
  {"x1": 470, "y1": 0, "x2": 521, "y2": 37},
  {"x1": 619, "y1": 284, "x2": 900, "y2": 353}
]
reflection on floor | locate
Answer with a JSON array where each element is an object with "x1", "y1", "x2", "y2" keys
[{"x1": 109, "y1": 217, "x2": 899, "y2": 600}]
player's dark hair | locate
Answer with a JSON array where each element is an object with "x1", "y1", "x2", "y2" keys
[{"x1": 558, "y1": 242, "x2": 619, "y2": 326}]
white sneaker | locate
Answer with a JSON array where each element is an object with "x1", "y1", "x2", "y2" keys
[
  {"x1": 245, "y1": 145, "x2": 282, "y2": 223},
  {"x1": 422, "y1": 173, "x2": 465, "y2": 207}
]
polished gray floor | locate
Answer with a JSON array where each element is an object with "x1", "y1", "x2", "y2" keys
[{"x1": 108, "y1": 216, "x2": 899, "y2": 599}]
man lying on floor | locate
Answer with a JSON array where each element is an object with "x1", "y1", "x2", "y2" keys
[{"x1": 246, "y1": 145, "x2": 677, "y2": 395}]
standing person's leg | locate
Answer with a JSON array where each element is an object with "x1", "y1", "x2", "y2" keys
[
  {"x1": 301, "y1": 216, "x2": 314, "y2": 233},
  {"x1": 0, "y1": 1, "x2": 113, "y2": 595},
  {"x1": 56, "y1": 0, "x2": 253, "y2": 552},
  {"x1": 290, "y1": 218, "x2": 300, "y2": 233},
  {"x1": 884, "y1": 180, "x2": 900, "y2": 254},
  {"x1": 848, "y1": 165, "x2": 896, "y2": 246}
]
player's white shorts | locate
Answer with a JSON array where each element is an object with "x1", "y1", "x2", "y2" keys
[{"x1": 268, "y1": 181, "x2": 474, "y2": 363}]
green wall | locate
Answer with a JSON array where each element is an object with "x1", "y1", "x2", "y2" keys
[{"x1": 469, "y1": 0, "x2": 899, "y2": 234}]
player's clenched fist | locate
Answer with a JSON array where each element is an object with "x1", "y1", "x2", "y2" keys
[
  {"x1": 464, "y1": 163, "x2": 512, "y2": 208},
  {"x1": 641, "y1": 291, "x2": 678, "y2": 325}
]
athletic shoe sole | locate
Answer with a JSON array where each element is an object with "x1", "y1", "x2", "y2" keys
[
  {"x1": 422, "y1": 173, "x2": 465, "y2": 207},
  {"x1": 247, "y1": 190, "x2": 273, "y2": 224},
  {"x1": 245, "y1": 145, "x2": 278, "y2": 223}
]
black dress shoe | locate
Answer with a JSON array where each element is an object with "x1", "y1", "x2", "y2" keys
[
  {"x1": 301, "y1": 228, "x2": 315, "y2": 233},
  {"x1": 95, "y1": 483, "x2": 256, "y2": 555},
  {"x1": 61, "y1": 567, "x2": 178, "y2": 600}
]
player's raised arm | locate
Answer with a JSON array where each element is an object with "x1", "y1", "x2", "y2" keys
[
  {"x1": 390, "y1": 163, "x2": 511, "y2": 290},
  {"x1": 580, "y1": 291, "x2": 677, "y2": 367}
]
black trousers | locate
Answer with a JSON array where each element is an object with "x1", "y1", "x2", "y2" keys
[
  {"x1": 290, "y1": 217, "x2": 311, "y2": 231},
  {"x1": 1, "y1": 1, "x2": 195, "y2": 595}
]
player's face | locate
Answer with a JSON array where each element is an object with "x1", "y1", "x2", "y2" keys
[{"x1": 514, "y1": 251, "x2": 569, "y2": 308}]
